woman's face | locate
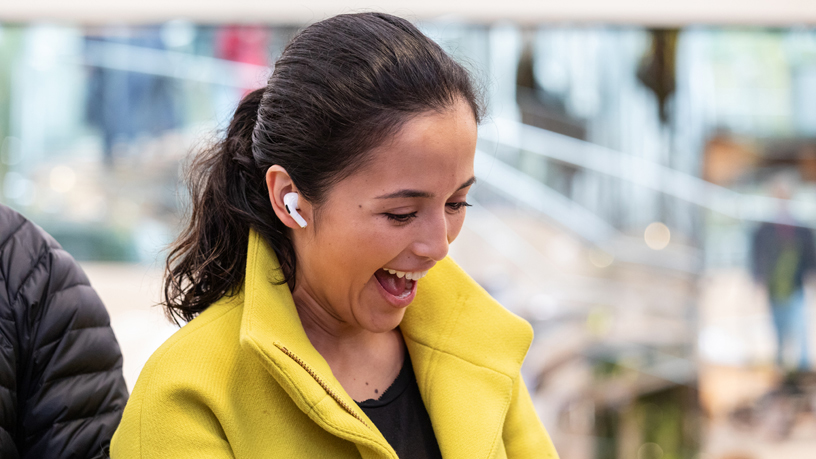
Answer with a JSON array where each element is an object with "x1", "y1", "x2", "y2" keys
[{"x1": 291, "y1": 99, "x2": 478, "y2": 334}]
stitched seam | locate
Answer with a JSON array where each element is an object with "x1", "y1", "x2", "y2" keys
[
  {"x1": 35, "y1": 325, "x2": 110, "y2": 351},
  {"x1": 10, "y1": 243, "x2": 52, "y2": 307},
  {"x1": 254, "y1": 341, "x2": 395, "y2": 456},
  {"x1": 409, "y1": 338, "x2": 516, "y2": 380},
  {"x1": 244, "y1": 235, "x2": 391, "y2": 455},
  {"x1": 0, "y1": 331, "x2": 13, "y2": 351},
  {"x1": 422, "y1": 293, "x2": 468, "y2": 393},
  {"x1": 273, "y1": 343, "x2": 369, "y2": 428},
  {"x1": 486, "y1": 376, "x2": 514, "y2": 458},
  {"x1": 25, "y1": 407, "x2": 121, "y2": 440},
  {"x1": 256, "y1": 345, "x2": 322, "y2": 416},
  {"x1": 245, "y1": 236, "x2": 390, "y2": 454},
  {"x1": 410, "y1": 339, "x2": 514, "y2": 459},
  {"x1": 45, "y1": 281, "x2": 88, "y2": 294},
  {"x1": 41, "y1": 365, "x2": 123, "y2": 387},
  {"x1": 0, "y1": 219, "x2": 29, "y2": 254},
  {"x1": 10, "y1": 249, "x2": 91, "y2": 311},
  {"x1": 305, "y1": 399, "x2": 395, "y2": 457},
  {"x1": 53, "y1": 407, "x2": 121, "y2": 427},
  {"x1": 28, "y1": 281, "x2": 95, "y2": 322},
  {"x1": 0, "y1": 219, "x2": 29, "y2": 302}
]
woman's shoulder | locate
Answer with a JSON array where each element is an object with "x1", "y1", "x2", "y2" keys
[
  {"x1": 133, "y1": 293, "x2": 247, "y2": 393},
  {"x1": 112, "y1": 292, "x2": 255, "y2": 457}
]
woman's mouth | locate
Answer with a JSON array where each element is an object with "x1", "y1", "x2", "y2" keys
[
  {"x1": 374, "y1": 268, "x2": 427, "y2": 307},
  {"x1": 382, "y1": 268, "x2": 429, "y2": 281}
]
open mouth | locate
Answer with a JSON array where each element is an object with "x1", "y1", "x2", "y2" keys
[{"x1": 373, "y1": 268, "x2": 428, "y2": 304}]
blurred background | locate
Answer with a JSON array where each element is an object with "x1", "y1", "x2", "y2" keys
[{"x1": 3, "y1": 1, "x2": 816, "y2": 458}]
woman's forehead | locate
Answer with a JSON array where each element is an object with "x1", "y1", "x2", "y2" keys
[{"x1": 341, "y1": 105, "x2": 477, "y2": 198}]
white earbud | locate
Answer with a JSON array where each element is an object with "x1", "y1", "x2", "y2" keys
[{"x1": 283, "y1": 192, "x2": 308, "y2": 228}]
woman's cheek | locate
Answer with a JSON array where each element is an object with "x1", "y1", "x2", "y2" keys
[{"x1": 446, "y1": 213, "x2": 466, "y2": 243}]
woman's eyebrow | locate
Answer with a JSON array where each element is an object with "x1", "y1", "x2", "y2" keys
[
  {"x1": 458, "y1": 176, "x2": 477, "y2": 190},
  {"x1": 375, "y1": 176, "x2": 477, "y2": 199}
]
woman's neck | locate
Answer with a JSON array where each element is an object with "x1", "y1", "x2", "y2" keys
[{"x1": 292, "y1": 286, "x2": 405, "y2": 402}]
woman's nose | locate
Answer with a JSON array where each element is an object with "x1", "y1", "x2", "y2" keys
[{"x1": 412, "y1": 212, "x2": 450, "y2": 262}]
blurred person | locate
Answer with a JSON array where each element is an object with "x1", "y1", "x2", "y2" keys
[
  {"x1": 751, "y1": 175, "x2": 816, "y2": 372},
  {"x1": 112, "y1": 12, "x2": 559, "y2": 459},
  {"x1": 0, "y1": 203, "x2": 129, "y2": 458}
]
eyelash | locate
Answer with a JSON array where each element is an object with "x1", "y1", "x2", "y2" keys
[{"x1": 383, "y1": 202, "x2": 472, "y2": 224}]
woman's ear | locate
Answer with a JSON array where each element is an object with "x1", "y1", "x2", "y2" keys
[{"x1": 265, "y1": 165, "x2": 311, "y2": 229}]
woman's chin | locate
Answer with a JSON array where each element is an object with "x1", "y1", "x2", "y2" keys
[
  {"x1": 358, "y1": 280, "x2": 411, "y2": 333},
  {"x1": 364, "y1": 312, "x2": 407, "y2": 334}
]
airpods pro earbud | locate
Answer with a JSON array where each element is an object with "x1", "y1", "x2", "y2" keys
[{"x1": 283, "y1": 192, "x2": 308, "y2": 228}]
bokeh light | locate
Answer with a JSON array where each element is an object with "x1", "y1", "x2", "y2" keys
[{"x1": 644, "y1": 222, "x2": 671, "y2": 250}]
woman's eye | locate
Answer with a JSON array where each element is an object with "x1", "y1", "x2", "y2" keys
[
  {"x1": 446, "y1": 201, "x2": 472, "y2": 212},
  {"x1": 384, "y1": 212, "x2": 418, "y2": 224},
  {"x1": 384, "y1": 203, "x2": 469, "y2": 223}
]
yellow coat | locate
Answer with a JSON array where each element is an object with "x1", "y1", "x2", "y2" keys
[{"x1": 111, "y1": 230, "x2": 559, "y2": 458}]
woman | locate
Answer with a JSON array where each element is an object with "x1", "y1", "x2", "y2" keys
[{"x1": 112, "y1": 12, "x2": 559, "y2": 459}]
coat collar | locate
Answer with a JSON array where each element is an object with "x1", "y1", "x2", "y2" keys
[{"x1": 239, "y1": 230, "x2": 533, "y2": 459}]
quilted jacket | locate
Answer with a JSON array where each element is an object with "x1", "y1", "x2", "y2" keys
[{"x1": 0, "y1": 204, "x2": 129, "y2": 459}]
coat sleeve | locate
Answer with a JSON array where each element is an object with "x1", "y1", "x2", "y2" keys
[
  {"x1": 110, "y1": 348, "x2": 235, "y2": 458},
  {"x1": 15, "y1": 236, "x2": 129, "y2": 459},
  {"x1": 502, "y1": 373, "x2": 559, "y2": 458}
]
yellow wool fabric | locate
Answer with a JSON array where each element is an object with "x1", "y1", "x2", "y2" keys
[{"x1": 111, "y1": 230, "x2": 559, "y2": 459}]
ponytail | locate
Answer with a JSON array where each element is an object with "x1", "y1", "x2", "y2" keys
[{"x1": 163, "y1": 88, "x2": 295, "y2": 324}]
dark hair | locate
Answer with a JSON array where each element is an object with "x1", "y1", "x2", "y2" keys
[{"x1": 164, "y1": 12, "x2": 484, "y2": 323}]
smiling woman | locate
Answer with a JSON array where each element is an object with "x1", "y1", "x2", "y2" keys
[{"x1": 111, "y1": 12, "x2": 559, "y2": 459}]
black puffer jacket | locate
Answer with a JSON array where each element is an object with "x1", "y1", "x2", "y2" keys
[{"x1": 0, "y1": 204, "x2": 128, "y2": 459}]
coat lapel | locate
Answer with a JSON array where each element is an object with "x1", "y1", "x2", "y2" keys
[
  {"x1": 402, "y1": 258, "x2": 534, "y2": 459},
  {"x1": 238, "y1": 230, "x2": 534, "y2": 459},
  {"x1": 238, "y1": 230, "x2": 394, "y2": 458}
]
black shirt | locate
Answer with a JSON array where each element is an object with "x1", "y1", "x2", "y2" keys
[{"x1": 356, "y1": 351, "x2": 443, "y2": 459}]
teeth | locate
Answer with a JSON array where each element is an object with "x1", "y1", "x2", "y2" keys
[{"x1": 382, "y1": 268, "x2": 429, "y2": 281}]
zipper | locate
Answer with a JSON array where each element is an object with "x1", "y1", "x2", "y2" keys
[{"x1": 273, "y1": 342, "x2": 370, "y2": 429}]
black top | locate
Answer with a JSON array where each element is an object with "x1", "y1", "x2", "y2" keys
[
  {"x1": 356, "y1": 351, "x2": 443, "y2": 459},
  {"x1": 0, "y1": 204, "x2": 129, "y2": 459}
]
